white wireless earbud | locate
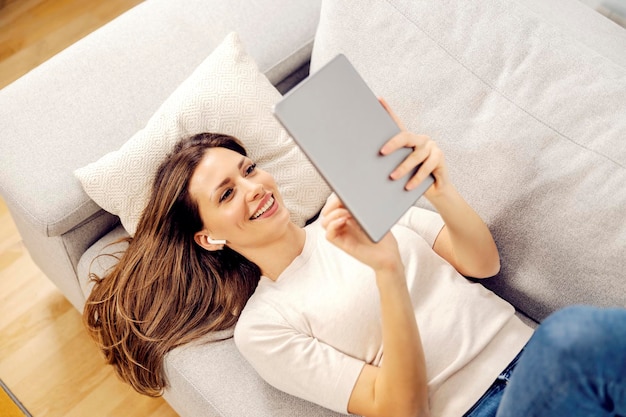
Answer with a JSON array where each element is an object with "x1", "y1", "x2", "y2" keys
[{"x1": 207, "y1": 237, "x2": 227, "y2": 245}]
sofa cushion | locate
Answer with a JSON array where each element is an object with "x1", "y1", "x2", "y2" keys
[
  {"x1": 311, "y1": 0, "x2": 626, "y2": 323},
  {"x1": 163, "y1": 335, "x2": 346, "y2": 417},
  {"x1": 0, "y1": 0, "x2": 321, "y2": 237},
  {"x1": 74, "y1": 32, "x2": 329, "y2": 235}
]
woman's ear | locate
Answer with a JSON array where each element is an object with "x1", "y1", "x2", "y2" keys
[{"x1": 194, "y1": 231, "x2": 226, "y2": 251}]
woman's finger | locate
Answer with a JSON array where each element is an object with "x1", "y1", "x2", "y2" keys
[
  {"x1": 324, "y1": 216, "x2": 349, "y2": 241},
  {"x1": 378, "y1": 97, "x2": 407, "y2": 131},
  {"x1": 389, "y1": 142, "x2": 432, "y2": 180},
  {"x1": 380, "y1": 131, "x2": 429, "y2": 156},
  {"x1": 406, "y1": 146, "x2": 442, "y2": 191},
  {"x1": 320, "y1": 207, "x2": 351, "y2": 229},
  {"x1": 321, "y1": 193, "x2": 343, "y2": 217}
]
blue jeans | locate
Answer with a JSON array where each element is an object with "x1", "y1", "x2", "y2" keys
[
  {"x1": 463, "y1": 348, "x2": 522, "y2": 417},
  {"x1": 464, "y1": 305, "x2": 626, "y2": 417}
]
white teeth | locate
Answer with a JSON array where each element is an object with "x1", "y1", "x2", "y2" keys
[{"x1": 252, "y1": 196, "x2": 275, "y2": 219}]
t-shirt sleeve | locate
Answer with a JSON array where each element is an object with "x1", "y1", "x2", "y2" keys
[
  {"x1": 396, "y1": 206, "x2": 445, "y2": 247},
  {"x1": 234, "y1": 303, "x2": 365, "y2": 414}
]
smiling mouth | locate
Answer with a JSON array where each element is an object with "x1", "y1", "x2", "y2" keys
[{"x1": 250, "y1": 195, "x2": 275, "y2": 220}]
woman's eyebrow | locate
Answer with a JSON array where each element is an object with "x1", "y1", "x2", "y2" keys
[{"x1": 210, "y1": 156, "x2": 247, "y2": 200}]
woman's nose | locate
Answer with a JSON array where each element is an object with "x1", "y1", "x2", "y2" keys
[{"x1": 243, "y1": 179, "x2": 264, "y2": 201}]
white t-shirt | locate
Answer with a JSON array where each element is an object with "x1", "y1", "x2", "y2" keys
[{"x1": 234, "y1": 207, "x2": 533, "y2": 417}]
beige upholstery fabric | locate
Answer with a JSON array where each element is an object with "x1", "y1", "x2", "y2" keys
[{"x1": 312, "y1": 0, "x2": 626, "y2": 321}]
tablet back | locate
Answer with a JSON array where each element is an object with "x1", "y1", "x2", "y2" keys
[{"x1": 273, "y1": 54, "x2": 434, "y2": 242}]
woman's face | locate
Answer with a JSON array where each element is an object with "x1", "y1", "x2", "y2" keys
[{"x1": 189, "y1": 147, "x2": 291, "y2": 251}]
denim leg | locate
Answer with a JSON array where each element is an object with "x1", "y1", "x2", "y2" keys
[
  {"x1": 464, "y1": 382, "x2": 506, "y2": 417},
  {"x1": 496, "y1": 305, "x2": 626, "y2": 417},
  {"x1": 464, "y1": 352, "x2": 524, "y2": 417}
]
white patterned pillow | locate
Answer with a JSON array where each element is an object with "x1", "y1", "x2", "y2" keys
[{"x1": 75, "y1": 32, "x2": 330, "y2": 236}]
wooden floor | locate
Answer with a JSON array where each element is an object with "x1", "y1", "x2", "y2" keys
[{"x1": 0, "y1": 1, "x2": 178, "y2": 416}]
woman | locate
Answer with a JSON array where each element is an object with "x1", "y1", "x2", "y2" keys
[{"x1": 84, "y1": 101, "x2": 626, "y2": 417}]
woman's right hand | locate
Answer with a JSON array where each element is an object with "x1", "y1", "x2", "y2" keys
[{"x1": 320, "y1": 194, "x2": 403, "y2": 274}]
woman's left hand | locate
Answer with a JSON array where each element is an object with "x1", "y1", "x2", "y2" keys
[{"x1": 378, "y1": 98, "x2": 451, "y2": 200}]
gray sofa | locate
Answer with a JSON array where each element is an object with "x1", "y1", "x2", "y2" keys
[{"x1": 1, "y1": 0, "x2": 625, "y2": 416}]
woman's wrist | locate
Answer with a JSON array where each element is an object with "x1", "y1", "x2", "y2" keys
[
  {"x1": 373, "y1": 259, "x2": 406, "y2": 286},
  {"x1": 425, "y1": 180, "x2": 459, "y2": 208}
]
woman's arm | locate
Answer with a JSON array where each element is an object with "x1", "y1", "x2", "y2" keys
[
  {"x1": 348, "y1": 265, "x2": 430, "y2": 417},
  {"x1": 429, "y1": 187, "x2": 500, "y2": 278},
  {"x1": 322, "y1": 196, "x2": 430, "y2": 417},
  {"x1": 379, "y1": 98, "x2": 500, "y2": 279}
]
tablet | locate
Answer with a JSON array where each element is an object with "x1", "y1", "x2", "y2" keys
[{"x1": 273, "y1": 54, "x2": 434, "y2": 242}]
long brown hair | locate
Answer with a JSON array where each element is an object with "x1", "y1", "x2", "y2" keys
[{"x1": 83, "y1": 133, "x2": 261, "y2": 396}]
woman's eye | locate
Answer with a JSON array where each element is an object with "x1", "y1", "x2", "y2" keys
[
  {"x1": 219, "y1": 188, "x2": 233, "y2": 203},
  {"x1": 245, "y1": 163, "x2": 257, "y2": 176}
]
